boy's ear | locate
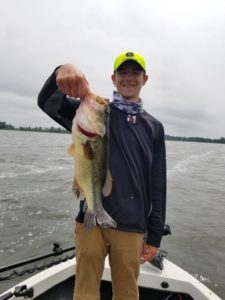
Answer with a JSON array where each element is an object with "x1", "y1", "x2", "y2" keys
[
  {"x1": 143, "y1": 74, "x2": 149, "y2": 86},
  {"x1": 111, "y1": 74, "x2": 115, "y2": 84}
]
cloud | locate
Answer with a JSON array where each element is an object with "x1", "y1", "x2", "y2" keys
[{"x1": 0, "y1": 0, "x2": 225, "y2": 138}]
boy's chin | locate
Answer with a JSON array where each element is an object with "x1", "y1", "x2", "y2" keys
[{"x1": 122, "y1": 94, "x2": 136, "y2": 101}]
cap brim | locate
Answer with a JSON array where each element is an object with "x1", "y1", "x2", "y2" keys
[{"x1": 115, "y1": 59, "x2": 144, "y2": 71}]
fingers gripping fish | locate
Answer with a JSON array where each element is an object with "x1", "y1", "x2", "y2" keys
[{"x1": 68, "y1": 93, "x2": 117, "y2": 229}]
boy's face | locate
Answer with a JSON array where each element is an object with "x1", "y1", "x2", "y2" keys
[{"x1": 111, "y1": 60, "x2": 148, "y2": 103}]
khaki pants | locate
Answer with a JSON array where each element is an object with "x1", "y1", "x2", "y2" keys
[{"x1": 73, "y1": 222, "x2": 144, "y2": 300}]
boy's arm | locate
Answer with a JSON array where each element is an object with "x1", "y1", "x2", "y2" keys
[
  {"x1": 147, "y1": 123, "x2": 167, "y2": 247},
  {"x1": 38, "y1": 65, "x2": 89, "y2": 131}
]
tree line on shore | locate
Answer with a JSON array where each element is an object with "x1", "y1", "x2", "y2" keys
[
  {"x1": 0, "y1": 121, "x2": 67, "y2": 134},
  {"x1": 1, "y1": 121, "x2": 225, "y2": 144}
]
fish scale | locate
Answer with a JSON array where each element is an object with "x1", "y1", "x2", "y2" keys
[{"x1": 74, "y1": 135, "x2": 106, "y2": 211}]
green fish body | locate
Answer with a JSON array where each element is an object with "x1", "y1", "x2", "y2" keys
[{"x1": 69, "y1": 93, "x2": 116, "y2": 229}]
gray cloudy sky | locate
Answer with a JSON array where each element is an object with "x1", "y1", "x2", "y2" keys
[{"x1": 1, "y1": 0, "x2": 225, "y2": 138}]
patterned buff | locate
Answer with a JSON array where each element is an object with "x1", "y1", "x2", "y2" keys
[{"x1": 112, "y1": 91, "x2": 143, "y2": 115}]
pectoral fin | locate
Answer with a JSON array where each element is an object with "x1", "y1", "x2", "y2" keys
[
  {"x1": 82, "y1": 141, "x2": 94, "y2": 160},
  {"x1": 102, "y1": 168, "x2": 113, "y2": 197}
]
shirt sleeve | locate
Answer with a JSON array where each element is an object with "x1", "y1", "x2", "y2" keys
[
  {"x1": 146, "y1": 123, "x2": 167, "y2": 247},
  {"x1": 37, "y1": 68, "x2": 80, "y2": 132}
]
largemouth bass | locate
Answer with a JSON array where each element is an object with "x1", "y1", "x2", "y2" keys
[{"x1": 68, "y1": 93, "x2": 117, "y2": 229}]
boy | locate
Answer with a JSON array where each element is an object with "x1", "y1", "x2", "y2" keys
[{"x1": 38, "y1": 51, "x2": 166, "y2": 300}]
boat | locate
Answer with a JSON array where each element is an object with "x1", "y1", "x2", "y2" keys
[{"x1": 0, "y1": 242, "x2": 222, "y2": 300}]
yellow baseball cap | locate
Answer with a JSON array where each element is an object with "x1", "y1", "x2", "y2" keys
[{"x1": 113, "y1": 51, "x2": 146, "y2": 72}]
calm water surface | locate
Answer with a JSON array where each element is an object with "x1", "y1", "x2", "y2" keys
[{"x1": 0, "y1": 130, "x2": 224, "y2": 298}]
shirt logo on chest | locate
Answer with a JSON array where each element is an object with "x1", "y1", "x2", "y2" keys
[{"x1": 127, "y1": 114, "x2": 137, "y2": 124}]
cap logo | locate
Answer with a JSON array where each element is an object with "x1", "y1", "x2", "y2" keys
[{"x1": 126, "y1": 52, "x2": 134, "y2": 57}]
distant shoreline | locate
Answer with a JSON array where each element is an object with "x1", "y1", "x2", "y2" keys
[
  {"x1": 165, "y1": 134, "x2": 225, "y2": 144},
  {"x1": 1, "y1": 121, "x2": 225, "y2": 144}
]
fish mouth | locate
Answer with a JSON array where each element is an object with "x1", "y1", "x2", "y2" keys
[{"x1": 77, "y1": 124, "x2": 98, "y2": 138}]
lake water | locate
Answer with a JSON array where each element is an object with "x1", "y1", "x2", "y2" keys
[{"x1": 0, "y1": 130, "x2": 224, "y2": 298}]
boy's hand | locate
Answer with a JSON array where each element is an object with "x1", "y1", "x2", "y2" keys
[
  {"x1": 140, "y1": 244, "x2": 158, "y2": 264},
  {"x1": 55, "y1": 64, "x2": 90, "y2": 98}
]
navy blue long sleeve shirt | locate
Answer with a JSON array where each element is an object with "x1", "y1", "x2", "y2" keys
[{"x1": 38, "y1": 71, "x2": 167, "y2": 247}]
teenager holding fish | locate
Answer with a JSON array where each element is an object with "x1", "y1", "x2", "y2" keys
[{"x1": 38, "y1": 51, "x2": 167, "y2": 300}]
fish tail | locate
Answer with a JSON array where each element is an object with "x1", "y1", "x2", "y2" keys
[
  {"x1": 84, "y1": 209, "x2": 117, "y2": 229},
  {"x1": 96, "y1": 209, "x2": 117, "y2": 228},
  {"x1": 84, "y1": 209, "x2": 97, "y2": 229}
]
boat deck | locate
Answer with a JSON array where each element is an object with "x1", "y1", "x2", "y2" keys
[{"x1": 35, "y1": 276, "x2": 193, "y2": 300}]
